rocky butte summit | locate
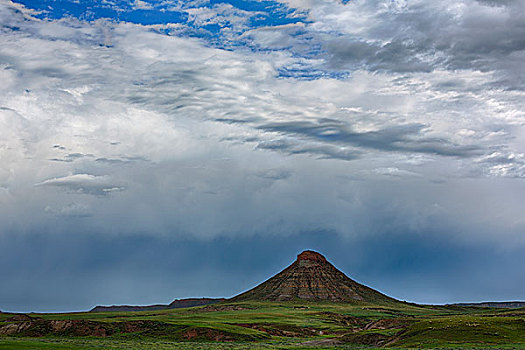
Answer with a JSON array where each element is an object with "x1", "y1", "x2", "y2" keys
[{"x1": 230, "y1": 250, "x2": 399, "y2": 304}]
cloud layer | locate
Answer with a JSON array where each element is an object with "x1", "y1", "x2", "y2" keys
[
  {"x1": 1, "y1": 0, "x2": 525, "y2": 244},
  {"x1": 1, "y1": 0, "x2": 525, "y2": 310}
]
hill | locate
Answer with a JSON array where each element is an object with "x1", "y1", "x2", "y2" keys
[
  {"x1": 90, "y1": 298, "x2": 224, "y2": 312},
  {"x1": 230, "y1": 250, "x2": 399, "y2": 304},
  {"x1": 450, "y1": 301, "x2": 525, "y2": 308}
]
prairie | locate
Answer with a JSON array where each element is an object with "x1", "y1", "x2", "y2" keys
[{"x1": 2, "y1": 301, "x2": 525, "y2": 349}]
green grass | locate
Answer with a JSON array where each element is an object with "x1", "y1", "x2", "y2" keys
[
  {"x1": 393, "y1": 314, "x2": 525, "y2": 348},
  {"x1": 2, "y1": 301, "x2": 525, "y2": 349}
]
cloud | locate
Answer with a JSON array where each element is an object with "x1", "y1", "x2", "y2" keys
[
  {"x1": 36, "y1": 174, "x2": 125, "y2": 196},
  {"x1": 0, "y1": 0, "x2": 524, "y2": 247},
  {"x1": 299, "y1": 0, "x2": 525, "y2": 88},
  {"x1": 325, "y1": 38, "x2": 434, "y2": 73},
  {"x1": 474, "y1": 151, "x2": 525, "y2": 178},
  {"x1": 254, "y1": 168, "x2": 293, "y2": 181},
  {"x1": 45, "y1": 202, "x2": 93, "y2": 217},
  {"x1": 256, "y1": 138, "x2": 362, "y2": 161},
  {"x1": 2, "y1": 0, "x2": 525, "y2": 313},
  {"x1": 133, "y1": 0, "x2": 153, "y2": 10},
  {"x1": 94, "y1": 156, "x2": 149, "y2": 165},
  {"x1": 258, "y1": 120, "x2": 481, "y2": 157},
  {"x1": 49, "y1": 153, "x2": 92, "y2": 163},
  {"x1": 372, "y1": 167, "x2": 421, "y2": 178}
]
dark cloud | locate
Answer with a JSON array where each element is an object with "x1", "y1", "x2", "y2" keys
[
  {"x1": 475, "y1": 0, "x2": 516, "y2": 5},
  {"x1": 326, "y1": 38, "x2": 433, "y2": 73},
  {"x1": 1, "y1": 0, "x2": 525, "y2": 313},
  {"x1": 319, "y1": 0, "x2": 525, "y2": 89},
  {"x1": 1, "y1": 230, "x2": 524, "y2": 312},
  {"x1": 258, "y1": 120, "x2": 481, "y2": 157},
  {"x1": 256, "y1": 138, "x2": 362, "y2": 161},
  {"x1": 49, "y1": 152, "x2": 92, "y2": 162}
]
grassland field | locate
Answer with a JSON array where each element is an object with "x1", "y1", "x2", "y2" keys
[{"x1": 1, "y1": 301, "x2": 525, "y2": 349}]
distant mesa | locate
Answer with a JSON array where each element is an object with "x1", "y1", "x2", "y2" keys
[
  {"x1": 168, "y1": 298, "x2": 226, "y2": 309},
  {"x1": 450, "y1": 301, "x2": 525, "y2": 308},
  {"x1": 230, "y1": 250, "x2": 398, "y2": 304},
  {"x1": 90, "y1": 304, "x2": 167, "y2": 313},
  {"x1": 90, "y1": 298, "x2": 224, "y2": 312}
]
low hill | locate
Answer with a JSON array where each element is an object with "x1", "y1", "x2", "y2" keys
[
  {"x1": 450, "y1": 301, "x2": 525, "y2": 308},
  {"x1": 90, "y1": 298, "x2": 224, "y2": 312}
]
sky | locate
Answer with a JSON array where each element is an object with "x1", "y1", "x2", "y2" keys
[{"x1": 0, "y1": 0, "x2": 525, "y2": 312}]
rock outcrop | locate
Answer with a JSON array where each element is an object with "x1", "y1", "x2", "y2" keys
[{"x1": 5, "y1": 314, "x2": 34, "y2": 322}]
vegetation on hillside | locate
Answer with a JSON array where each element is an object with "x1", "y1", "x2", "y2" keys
[{"x1": 2, "y1": 301, "x2": 525, "y2": 349}]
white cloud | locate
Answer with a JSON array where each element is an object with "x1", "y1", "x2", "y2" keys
[
  {"x1": 133, "y1": 0, "x2": 153, "y2": 10},
  {"x1": 36, "y1": 174, "x2": 125, "y2": 196},
  {"x1": 0, "y1": 0, "x2": 525, "y2": 245},
  {"x1": 373, "y1": 167, "x2": 421, "y2": 178}
]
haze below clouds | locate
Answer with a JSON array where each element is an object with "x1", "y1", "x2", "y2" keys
[{"x1": 1, "y1": 0, "x2": 524, "y2": 312}]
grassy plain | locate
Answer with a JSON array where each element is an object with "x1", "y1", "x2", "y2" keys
[{"x1": 1, "y1": 301, "x2": 525, "y2": 349}]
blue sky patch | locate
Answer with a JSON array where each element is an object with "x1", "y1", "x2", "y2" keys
[
  {"x1": 14, "y1": 0, "x2": 310, "y2": 57},
  {"x1": 14, "y1": 0, "x2": 304, "y2": 29}
]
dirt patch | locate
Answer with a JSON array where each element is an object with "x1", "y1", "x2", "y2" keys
[
  {"x1": 3, "y1": 319, "x2": 112, "y2": 337},
  {"x1": 51, "y1": 320, "x2": 109, "y2": 337},
  {"x1": 198, "y1": 305, "x2": 251, "y2": 312},
  {"x1": 315, "y1": 311, "x2": 365, "y2": 327},
  {"x1": 4, "y1": 314, "x2": 34, "y2": 322},
  {"x1": 340, "y1": 332, "x2": 392, "y2": 346},
  {"x1": 364, "y1": 318, "x2": 410, "y2": 330},
  {"x1": 300, "y1": 338, "x2": 343, "y2": 346},
  {"x1": 235, "y1": 323, "x2": 318, "y2": 337},
  {"x1": 182, "y1": 327, "x2": 236, "y2": 341}
]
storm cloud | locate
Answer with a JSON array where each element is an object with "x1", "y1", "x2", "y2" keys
[{"x1": 1, "y1": 0, "x2": 525, "y2": 311}]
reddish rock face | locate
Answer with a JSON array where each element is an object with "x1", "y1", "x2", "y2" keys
[
  {"x1": 297, "y1": 250, "x2": 327, "y2": 262},
  {"x1": 231, "y1": 250, "x2": 398, "y2": 304}
]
